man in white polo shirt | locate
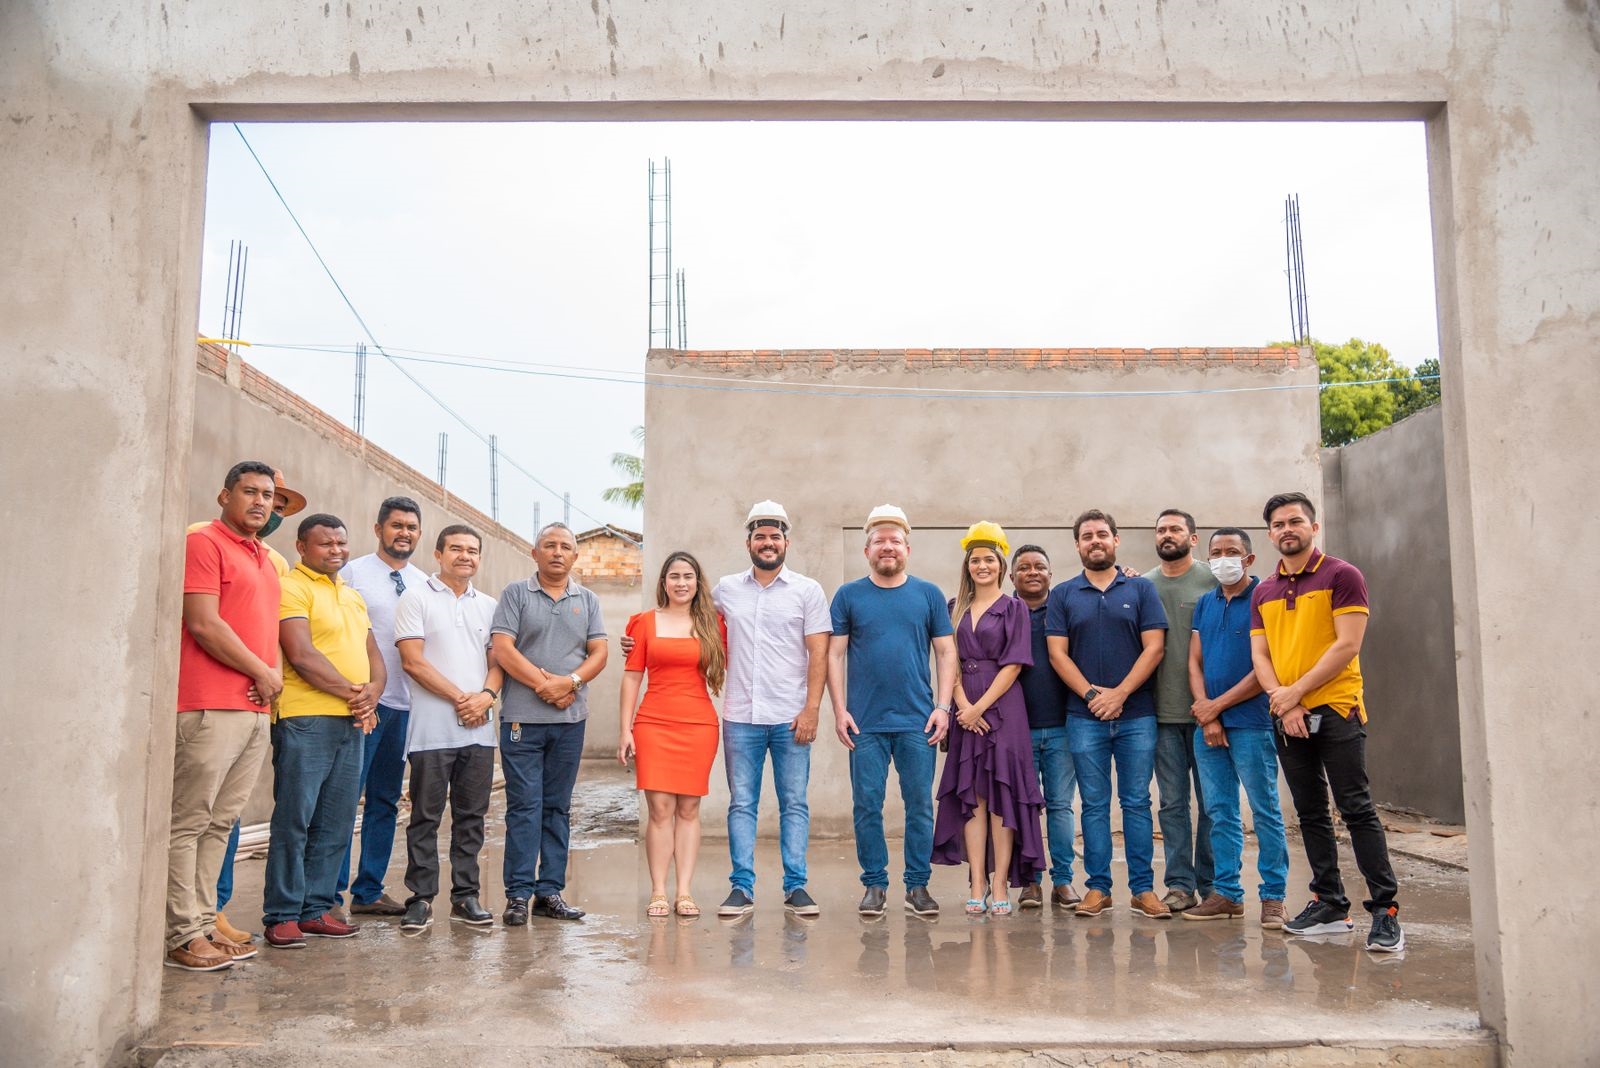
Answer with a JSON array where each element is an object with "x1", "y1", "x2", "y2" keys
[
  {"x1": 713, "y1": 501, "x2": 830, "y2": 917},
  {"x1": 392, "y1": 523, "x2": 503, "y2": 931}
]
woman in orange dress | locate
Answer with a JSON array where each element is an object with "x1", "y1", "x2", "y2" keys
[{"x1": 618, "y1": 550, "x2": 727, "y2": 918}]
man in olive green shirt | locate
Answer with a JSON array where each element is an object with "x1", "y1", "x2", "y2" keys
[{"x1": 1149, "y1": 508, "x2": 1218, "y2": 911}]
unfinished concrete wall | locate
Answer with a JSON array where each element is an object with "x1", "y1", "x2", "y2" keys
[
  {"x1": 4, "y1": 2, "x2": 1598, "y2": 1063},
  {"x1": 189, "y1": 347, "x2": 637, "y2": 783},
  {"x1": 1322, "y1": 406, "x2": 1462, "y2": 823},
  {"x1": 645, "y1": 348, "x2": 1320, "y2": 840}
]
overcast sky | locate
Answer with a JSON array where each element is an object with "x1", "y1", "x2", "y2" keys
[{"x1": 199, "y1": 120, "x2": 1439, "y2": 536}]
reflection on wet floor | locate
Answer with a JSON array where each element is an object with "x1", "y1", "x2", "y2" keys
[{"x1": 152, "y1": 762, "x2": 1482, "y2": 1056}]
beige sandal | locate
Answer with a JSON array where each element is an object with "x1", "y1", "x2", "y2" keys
[
  {"x1": 674, "y1": 896, "x2": 701, "y2": 917},
  {"x1": 647, "y1": 894, "x2": 671, "y2": 917}
]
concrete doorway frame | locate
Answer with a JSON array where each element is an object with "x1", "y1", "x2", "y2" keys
[{"x1": 5, "y1": 8, "x2": 1595, "y2": 1063}]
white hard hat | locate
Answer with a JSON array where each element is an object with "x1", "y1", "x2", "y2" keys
[
  {"x1": 863, "y1": 503, "x2": 911, "y2": 535},
  {"x1": 745, "y1": 500, "x2": 791, "y2": 531}
]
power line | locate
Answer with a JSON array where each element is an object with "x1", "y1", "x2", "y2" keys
[
  {"x1": 230, "y1": 124, "x2": 613, "y2": 531},
  {"x1": 245, "y1": 340, "x2": 1436, "y2": 402}
]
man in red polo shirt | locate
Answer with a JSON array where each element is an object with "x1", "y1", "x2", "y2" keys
[{"x1": 166, "y1": 461, "x2": 285, "y2": 972}]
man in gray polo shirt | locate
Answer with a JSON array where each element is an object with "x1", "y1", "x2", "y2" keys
[{"x1": 490, "y1": 522, "x2": 608, "y2": 924}]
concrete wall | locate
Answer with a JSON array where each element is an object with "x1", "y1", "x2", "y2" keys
[
  {"x1": 1322, "y1": 406, "x2": 1463, "y2": 823},
  {"x1": 189, "y1": 347, "x2": 640, "y2": 790},
  {"x1": 645, "y1": 349, "x2": 1319, "y2": 840},
  {"x1": 4, "y1": 2, "x2": 1598, "y2": 1064}
]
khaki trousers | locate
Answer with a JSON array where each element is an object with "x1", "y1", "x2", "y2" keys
[{"x1": 166, "y1": 709, "x2": 268, "y2": 950}]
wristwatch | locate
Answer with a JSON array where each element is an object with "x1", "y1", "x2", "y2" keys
[
  {"x1": 481, "y1": 687, "x2": 499, "y2": 700},
  {"x1": 934, "y1": 703, "x2": 952, "y2": 714},
  {"x1": 1084, "y1": 687, "x2": 1101, "y2": 702},
  {"x1": 569, "y1": 673, "x2": 584, "y2": 691}
]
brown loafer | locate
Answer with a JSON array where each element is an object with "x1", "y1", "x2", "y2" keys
[
  {"x1": 1261, "y1": 899, "x2": 1287, "y2": 929},
  {"x1": 164, "y1": 936, "x2": 233, "y2": 972},
  {"x1": 350, "y1": 893, "x2": 407, "y2": 916},
  {"x1": 1074, "y1": 889, "x2": 1112, "y2": 917},
  {"x1": 1018, "y1": 883, "x2": 1044, "y2": 910},
  {"x1": 1182, "y1": 893, "x2": 1245, "y2": 921},
  {"x1": 208, "y1": 933, "x2": 259, "y2": 960},
  {"x1": 1052, "y1": 884, "x2": 1082, "y2": 908},
  {"x1": 1129, "y1": 890, "x2": 1173, "y2": 919}
]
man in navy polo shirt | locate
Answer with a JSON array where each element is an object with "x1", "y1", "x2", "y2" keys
[
  {"x1": 1010, "y1": 545, "x2": 1080, "y2": 910},
  {"x1": 1045, "y1": 509, "x2": 1169, "y2": 920},
  {"x1": 1183, "y1": 527, "x2": 1290, "y2": 928}
]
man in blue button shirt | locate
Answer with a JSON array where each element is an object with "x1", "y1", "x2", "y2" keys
[
  {"x1": 1045, "y1": 510, "x2": 1169, "y2": 919},
  {"x1": 1183, "y1": 527, "x2": 1290, "y2": 928}
]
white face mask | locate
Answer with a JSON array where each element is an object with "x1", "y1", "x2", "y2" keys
[{"x1": 1209, "y1": 556, "x2": 1246, "y2": 585}]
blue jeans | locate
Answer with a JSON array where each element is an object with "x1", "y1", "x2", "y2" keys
[
  {"x1": 1029, "y1": 726, "x2": 1077, "y2": 886},
  {"x1": 217, "y1": 820, "x2": 241, "y2": 909},
  {"x1": 337, "y1": 702, "x2": 409, "y2": 905},
  {"x1": 849, "y1": 731, "x2": 936, "y2": 890},
  {"x1": 501, "y1": 719, "x2": 586, "y2": 900},
  {"x1": 1067, "y1": 715, "x2": 1157, "y2": 895},
  {"x1": 262, "y1": 715, "x2": 364, "y2": 925},
  {"x1": 1193, "y1": 726, "x2": 1290, "y2": 903},
  {"x1": 1156, "y1": 722, "x2": 1214, "y2": 896},
  {"x1": 724, "y1": 720, "x2": 812, "y2": 895}
]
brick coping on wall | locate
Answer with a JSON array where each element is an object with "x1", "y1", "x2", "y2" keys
[
  {"x1": 649, "y1": 346, "x2": 1307, "y2": 372},
  {"x1": 196, "y1": 343, "x2": 533, "y2": 557}
]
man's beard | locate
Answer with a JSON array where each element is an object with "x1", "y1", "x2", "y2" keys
[
  {"x1": 1156, "y1": 541, "x2": 1190, "y2": 562},
  {"x1": 385, "y1": 539, "x2": 415, "y2": 560},
  {"x1": 750, "y1": 548, "x2": 786, "y2": 572},
  {"x1": 871, "y1": 556, "x2": 906, "y2": 577},
  {"x1": 1081, "y1": 552, "x2": 1116, "y2": 572}
]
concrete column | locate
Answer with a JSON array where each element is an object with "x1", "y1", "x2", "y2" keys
[
  {"x1": 1430, "y1": 6, "x2": 1600, "y2": 1062},
  {"x1": 0, "y1": 13, "x2": 210, "y2": 1065}
]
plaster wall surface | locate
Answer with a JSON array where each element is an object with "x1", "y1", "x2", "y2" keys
[
  {"x1": 645, "y1": 349, "x2": 1319, "y2": 842},
  {"x1": 2, "y1": 1, "x2": 1596, "y2": 1064},
  {"x1": 1321, "y1": 407, "x2": 1463, "y2": 823}
]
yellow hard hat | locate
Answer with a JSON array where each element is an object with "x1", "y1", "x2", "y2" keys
[{"x1": 960, "y1": 521, "x2": 1010, "y2": 559}]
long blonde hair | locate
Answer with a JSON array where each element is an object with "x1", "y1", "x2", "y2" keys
[
  {"x1": 951, "y1": 543, "x2": 1008, "y2": 629},
  {"x1": 655, "y1": 550, "x2": 726, "y2": 695}
]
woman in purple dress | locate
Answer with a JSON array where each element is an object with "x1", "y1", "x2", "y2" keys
[{"x1": 933, "y1": 522, "x2": 1048, "y2": 915}]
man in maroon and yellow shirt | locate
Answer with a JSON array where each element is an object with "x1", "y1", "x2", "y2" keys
[
  {"x1": 167, "y1": 461, "x2": 285, "y2": 972},
  {"x1": 1250, "y1": 491, "x2": 1402, "y2": 953}
]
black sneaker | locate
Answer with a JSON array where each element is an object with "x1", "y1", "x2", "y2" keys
[
  {"x1": 1366, "y1": 907, "x2": 1405, "y2": 953},
  {"x1": 783, "y1": 888, "x2": 820, "y2": 916},
  {"x1": 858, "y1": 886, "x2": 887, "y2": 916},
  {"x1": 718, "y1": 888, "x2": 755, "y2": 916},
  {"x1": 450, "y1": 896, "x2": 494, "y2": 926},
  {"x1": 400, "y1": 899, "x2": 432, "y2": 932},
  {"x1": 1283, "y1": 898, "x2": 1354, "y2": 936},
  {"x1": 502, "y1": 897, "x2": 529, "y2": 926},
  {"x1": 532, "y1": 893, "x2": 585, "y2": 920},
  {"x1": 904, "y1": 886, "x2": 940, "y2": 917}
]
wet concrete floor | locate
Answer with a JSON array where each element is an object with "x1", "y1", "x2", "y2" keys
[{"x1": 147, "y1": 761, "x2": 1486, "y2": 1063}]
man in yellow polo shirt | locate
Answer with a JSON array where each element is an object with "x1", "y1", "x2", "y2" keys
[
  {"x1": 262, "y1": 513, "x2": 385, "y2": 950},
  {"x1": 1249, "y1": 491, "x2": 1402, "y2": 954}
]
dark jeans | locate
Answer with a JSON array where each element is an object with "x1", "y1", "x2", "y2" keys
[
  {"x1": 405, "y1": 744, "x2": 495, "y2": 904},
  {"x1": 1277, "y1": 706, "x2": 1399, "y2": 914},
  {"x1": 501, "y1": 719, "x2": 586, "y2": 900},
  {"x1": 848, "y1": 730, "x2": 936, "y2": 890},
  {"x1": 263, "y1": 715, "x2": 364, "y2": 925},
  {"x1": 337, "y1": 702, "x2": 409, "y2": 905},
  {"x1": 217, "y1": 820, "x2": 241, "y2": 909},
  {"x1": 1156, "y1": 721, "x2": 1214, "y2": 896}
]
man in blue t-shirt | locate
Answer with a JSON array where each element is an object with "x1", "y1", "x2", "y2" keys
[
  {"x1": 1045, "y1": 509, "x2": 1169, "y2": 920},
  {"x1": 1184, "y1": 527, "x2": 1290, "y2": 929},
  {"x1": 827, "y1": 505, "x2": 958, "y2": 919}
]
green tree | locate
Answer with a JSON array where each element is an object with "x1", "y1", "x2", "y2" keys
[
  {"x1": 1282, "y1": 338, "x2": 1437, "y2": 447},
  {"x1": 1392, "y1": 356, "x2": 1442, "y2": 421},
  {"x1": 601, "y1": 425, "x2": 644, "y2": 509}
]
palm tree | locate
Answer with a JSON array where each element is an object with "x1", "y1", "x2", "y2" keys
[{"x1": 602, "y1": 425, "x2": 644, "y2": 509}]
